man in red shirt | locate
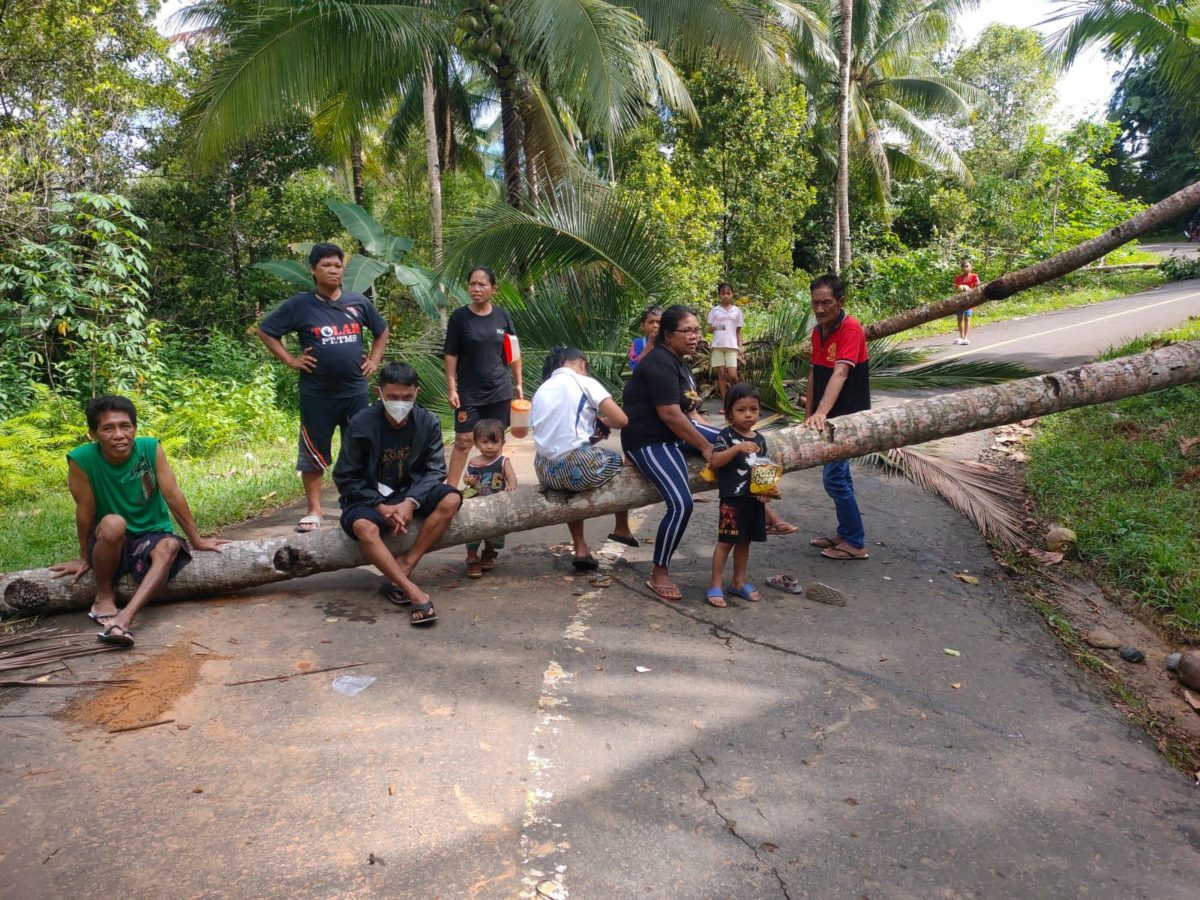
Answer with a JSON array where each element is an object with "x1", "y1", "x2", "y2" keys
[
  {"x1": 953, "y1": 260, "x2": 980, "y2": 345},
  {"x1": 804, "y1": 274, "x2": 870, "y2": 560}
]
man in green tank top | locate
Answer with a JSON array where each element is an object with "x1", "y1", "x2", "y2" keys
[{"x1": 50, "y1": 396, "x2": 228, "y2": 648}]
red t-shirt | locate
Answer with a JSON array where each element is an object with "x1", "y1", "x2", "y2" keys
[
  {"x1": 955, "y1": 273, "x2": 980, "y2": 290},
  {"x1": 810, "y1": 313, "x2": 870, "y2": 418}
]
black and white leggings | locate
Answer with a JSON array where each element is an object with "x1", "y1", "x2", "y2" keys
[{"x1": 627, "y1": 423, "x2": 721, "y2": 569}]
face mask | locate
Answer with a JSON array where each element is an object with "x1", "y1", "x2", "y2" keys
[{"x1": 381, "y1": 398, "x2": 414, "y2": 421}]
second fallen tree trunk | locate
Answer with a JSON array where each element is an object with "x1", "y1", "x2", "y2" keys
[
  {"x1": 3, "y1": 340, "x2": 1199, "y2": 618},
  {"x1": 864, "y1": 179, "x2": 1200, "y2": 340}
]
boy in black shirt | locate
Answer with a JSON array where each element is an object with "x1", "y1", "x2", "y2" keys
[
  {"x1": 258, "y1": 243, "x2": 389, "y2": 533},
  {"x1": 707, "y1": 384, "x2": 773, "y2": 607},
  {"x1": 334, "y1": 363, "x2": 461, "y2": 626}
]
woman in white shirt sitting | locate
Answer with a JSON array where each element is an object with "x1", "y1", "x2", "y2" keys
[{"x1": 531, "y1": 346, "x2": 638, "y2": 569}]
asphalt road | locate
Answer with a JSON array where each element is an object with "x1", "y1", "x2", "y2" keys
[
  {"x1": 906, "y1": 277, "x2": 1200, "y2": 372},
  {"x1": 3, "y1": 276, "x2": 1200, "y2": 897}
]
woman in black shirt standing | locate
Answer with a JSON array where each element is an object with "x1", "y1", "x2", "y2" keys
[
  {"x1": 621, "y1": 305, "x2": 721, "y2": 601},
  {"x1": 443, "y1": 266, "x2": 523, "y2": 486}
]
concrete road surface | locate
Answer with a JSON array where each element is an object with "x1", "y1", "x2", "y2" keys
[
  {"x1": 2, "y1": 473, "x2": 1199, "y2": 898},
  {"x1": 3, "y1": 275, "x2": 1200, "y2": 897},
  {"x1": 907, "y1": 277, "x2": 1200, "y2": 372}
]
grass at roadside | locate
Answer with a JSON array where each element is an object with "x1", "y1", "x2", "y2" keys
[
  {"x1": 901, "y1": 269, "x2": 1166, "y2": 341},
  {"x1": 1026, "y1": 319, "x2": 1200, "y2": 641},
  {"x1": 0, "y1": 438, "x2": 306, "y2": 573}
]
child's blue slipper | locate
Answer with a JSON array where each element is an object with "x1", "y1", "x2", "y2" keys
[
  {"x1": 728, "y1": 583, "x2": 760, "y2": 603},
  {"x1": 705, "y1": 587, "x2": 727, "y2": 608}
]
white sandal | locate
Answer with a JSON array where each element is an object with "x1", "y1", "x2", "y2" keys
[{"x1": 296, "y1": 515, "x2": 322, "y2": 533}]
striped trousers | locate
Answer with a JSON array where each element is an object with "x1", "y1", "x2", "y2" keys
[{"x1": 626, "y1": 423, "x2": 721, "y2": 569}]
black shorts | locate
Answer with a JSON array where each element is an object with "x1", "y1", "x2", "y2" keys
[
  {"x1": 87, "y1": 531, "x2": 192, "y2": 584},
  {"x1": 454, "y1": 399, "x2": 511, "y2": 434},
  {"x1": 717, "y1": 496, "x2": 767, "y2": 545},
  {"x1": 298, "y1": 393, "x2": 370, "y2": 472},
  {"x1": 340, "y1": 484, "x2": 461, "y2": 539}
]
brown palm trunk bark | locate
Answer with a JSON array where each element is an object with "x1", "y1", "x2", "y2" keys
[
  {"x1": 866, "y1": 179, "x2": 1200, "y2": 340},
  {"x1": 834, "y1": 0, "x2": 853, "y2": 273},
  {"x1": 421, "y1": 52, "x2": 444, "y2": 267},
  {"x1": 5, "y1": 341, "x2": 1199, "y2": 617},
  {"x1": 350, "y1": 132, "x2": 366, "y2": 208},
  {"x1": 498, "y1": 66, "x2": 523, "y2": 208}
]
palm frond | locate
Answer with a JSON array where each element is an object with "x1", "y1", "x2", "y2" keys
[
  {"x1": 871, "y1": 356, "x2": 1036, "y2": 390},
  {"x1": 627, "y1": 0, "x2": 784, "y2": 73},
  {"x1": 859, "y1": 447, "x2": 1026, "y2": 548},
  {"x1": 443, "y1": 182, "x2": 671, "y2": 295},
  {"x1": 510, "y1": 0, "x2": 651, "y2": 139},
  {"x1": 183, "y1": 2, "x2": 447, "y2": 163}
]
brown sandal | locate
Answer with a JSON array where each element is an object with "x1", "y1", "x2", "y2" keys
[
  {"x1": 809, "y1": 536, "x2": 839, "y2": 549},
  {"x1": 480, "y1": 549, "x2": 498, "y2": 571},
  {"x1": 466, "y1": 559, "x2": 483, "y2": 578}
]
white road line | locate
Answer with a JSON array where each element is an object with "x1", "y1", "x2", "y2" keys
[
  {"x1": 518, "y1": 517, "x2": 643, "y2": 900},
  {"x1": 933, "y1": 289, "x2": 1200, "y2": 364}
]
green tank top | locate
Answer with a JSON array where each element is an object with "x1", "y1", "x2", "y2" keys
[{"x1": 67, "y1": 437, "x2": 174, "y2": 535}]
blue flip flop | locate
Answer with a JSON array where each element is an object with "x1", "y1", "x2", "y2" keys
[
  {"x1": 705, "y1": 587, "x2": 727, "y2": 608},
  {"x1": 728, "y1": 583, "x2": 760, "y2": 603}
]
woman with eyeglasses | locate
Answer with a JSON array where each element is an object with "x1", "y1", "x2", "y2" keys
[{"x1": 620, "y1": 305, "x2": 723, "y2": 600}]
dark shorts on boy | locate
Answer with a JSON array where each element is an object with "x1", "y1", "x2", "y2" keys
[
  {"x1": 453, "y1": 399, "x2": 511, "y2": 435},
  {"x1": 340, "y1": 484, "x2": 461, "y2": 539},
  {"x1": 88, "y1": 531, "x2": 192, "y2": 583},
  {"x1": 298, "y1": 393, "x2": 370, "y2": 472},
  {"x1": 717, "y1": 496, "x2": 767, "y2": 545}
]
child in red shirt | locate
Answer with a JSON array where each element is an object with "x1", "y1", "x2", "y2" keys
[{"x1": 953, "y1": 260, "x2": 980, "y2": 345}]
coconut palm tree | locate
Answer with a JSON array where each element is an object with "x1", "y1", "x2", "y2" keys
[
  {"x1": 179, "y1": 1, "x2": 782, "y2": 205},
  {"x1": 787, "y1": 0, "x2": 985, "y2": 260},
  {"x1": 1048, "y1": 1, "x2": 1200, "y2": 136}
]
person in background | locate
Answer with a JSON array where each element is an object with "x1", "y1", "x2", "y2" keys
[
  {"x1": 462, "y1": 418, "x2": 517, "y2": 578},
  {"x1": 444, "y1": 265, "x2": 522, "y2": 487},
  {"x1": 532, "y1": 346, "x2": 639, "y2": 568},
  {"x1": 805, "y1": 274, "x2": 870, "y2": 561},
  {"x1": 706, "y1": 282, "x2": 745, "y2": 399},
  {"x1": 953, "y1": 260, "x2": 980, "y2": 346},
  {"x1": 257, "y1": 242, "x2": 389, "y2": 533},
  {"x1": 630, "y1": 305, "x2": 662, "y2": 372},
  {"x1": 333, "y1": 363, "x2": 462, "y2": 627},
  {"x1": 50, "y1": 395, "x2": 228, "y2": 648}
]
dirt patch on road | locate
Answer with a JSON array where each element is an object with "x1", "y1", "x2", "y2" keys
[{"x1": 60, "y1": 637, "x2": 218, "y2": 732}]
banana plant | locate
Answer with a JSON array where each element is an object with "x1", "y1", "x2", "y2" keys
[{"x1": 253, "y1": 199, "x2": 465, "y2": 318}]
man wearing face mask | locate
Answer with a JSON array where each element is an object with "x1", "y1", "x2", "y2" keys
[{"x1": 333, "y1": 362, "x2": 462, "y2": 626}]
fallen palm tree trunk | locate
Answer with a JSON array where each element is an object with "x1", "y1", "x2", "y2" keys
[
  {"x1": 3, "y1": 341, "x2": 1199, "y2": 618},
  {"x1": 865, "y1": 180, "x2": 1200, "y2": 340}
]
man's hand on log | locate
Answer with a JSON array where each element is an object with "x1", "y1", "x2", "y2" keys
[
  {"x1": 804, "y1": 412, "x2": 827, "y2": 432},
  {"x1": 49, "y1": 558, "x2": 91, "y2": 584},
  {"x1": 193, "y1": 537, "x2": 230, "y2": 553}
]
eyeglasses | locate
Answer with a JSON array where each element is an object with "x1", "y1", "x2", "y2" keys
[
  {"x1": 676, "y1": 327, "x2": 702, "y2": 335},
  {"x1": 810, "y1": 299, "x2": 839, "y2": 308}
]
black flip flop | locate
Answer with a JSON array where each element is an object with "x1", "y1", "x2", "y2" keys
[
  {"x1": 97, "y1": 624, "x2": 135, "y2": 648},
  {"x1": 88, "y1": 610, "x2": 117, "y2": 625},
  {"x1": 607, "y1": 532, "x2": 639, "y2": 548},
  {"x1": 379, "y1": 582, "x2": 411, "y2": 606},
  {"x1": 572, "y1": 556, "x2": 600, "y2": 571},
  {"x1": 409, "y1": 601, "x2": 438, "y2": 626}
]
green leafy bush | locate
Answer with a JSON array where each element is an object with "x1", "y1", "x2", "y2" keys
[
  {"x1": 1159, "y1": 255, "x2": 1200, "y2": 281},
  {"x1": 0, "y1": 366, "x2": 290, "y2": 504}
]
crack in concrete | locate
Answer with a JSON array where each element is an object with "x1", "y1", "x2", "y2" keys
[
  {"x1": 610, "y1": 571, "x2": 1021, "y2": 740},
  {"x1": 689, "y1": 750, "x2": 792, "y2": 900}
]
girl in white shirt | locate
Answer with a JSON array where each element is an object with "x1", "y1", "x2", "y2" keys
[{"x1": 707, "y1": 282, "x2": 745, "y2": 400}]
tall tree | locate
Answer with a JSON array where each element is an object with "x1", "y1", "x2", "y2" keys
[
  {"x1": 834, "y1": 0, "x2": 853, "y2": 271},
  {"x1": 789, "y1": 0, "x2": 983, "y2": 252},
  {"x1": 179, "y1": 0, "x2": 778, "y2": 215}
]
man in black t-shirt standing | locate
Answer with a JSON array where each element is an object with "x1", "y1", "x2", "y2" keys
[{"x1": 258, "y1": 243, "x2": 389, "y2": 532}]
